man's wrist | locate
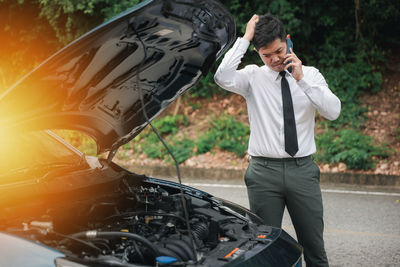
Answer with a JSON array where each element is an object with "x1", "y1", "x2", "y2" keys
[
  {"x1": 242, "y1": 34, "x2": 252, "y2": 42},
  {"x1": 295, "y1": 74, "x2": 304, "y2": 82}
]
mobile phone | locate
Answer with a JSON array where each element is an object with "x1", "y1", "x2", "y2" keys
[{"x1": 286, "y1": 35, "x2": 293, "y2": 73}]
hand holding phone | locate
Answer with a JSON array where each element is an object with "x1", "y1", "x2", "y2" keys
[{"x1": 284, "y1": 34, "x2": 304, "y2": 80}]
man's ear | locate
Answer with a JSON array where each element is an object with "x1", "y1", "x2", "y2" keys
[{"x1": 253, "y1": 47, "x2": 257, "y2": 52}]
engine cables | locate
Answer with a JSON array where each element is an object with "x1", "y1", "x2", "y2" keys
[{"x1": 133, "y1": 23, "x2": 198, "y2": 263}]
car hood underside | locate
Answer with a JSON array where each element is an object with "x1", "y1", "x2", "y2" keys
[{"x1": 0, "y1": 0, "x2": 235, "y2": 154}]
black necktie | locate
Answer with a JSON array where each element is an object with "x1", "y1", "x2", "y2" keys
[{"x1": 280, "y1": 71, "x2": 298, "y2": 157}]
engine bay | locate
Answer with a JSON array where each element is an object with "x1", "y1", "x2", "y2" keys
[{"x1": 1, "y1": 174, "x2": 275, "y2": 266}]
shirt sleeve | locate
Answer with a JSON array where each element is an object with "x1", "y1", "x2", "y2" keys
[
  {"x1": 214, "y1": 38, "x2": 252, "y2": 97},
  {"x1": 297, "y1": 67, "x2": 341, "y2": 120}
]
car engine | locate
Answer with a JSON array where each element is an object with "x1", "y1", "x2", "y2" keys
[{"x1": 2, "y1": 175, "x2": 275, "y2": 266}]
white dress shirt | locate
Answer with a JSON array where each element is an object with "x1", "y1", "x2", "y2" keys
[{"x1": 214, "y1": 38, "x2": 341, "y2": 158}]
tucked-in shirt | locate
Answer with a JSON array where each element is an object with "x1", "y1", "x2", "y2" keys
[{"x1": 214, "y1": 38, "x2": 341, "y2": 158}]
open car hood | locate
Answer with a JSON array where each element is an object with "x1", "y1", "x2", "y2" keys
[{"x1": 0, "y1": 0, "x2": 235, "y2": 154}]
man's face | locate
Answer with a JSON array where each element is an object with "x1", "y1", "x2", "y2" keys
[{"x1": 255, "y1": 38, "x2": 287, "y2": 72}]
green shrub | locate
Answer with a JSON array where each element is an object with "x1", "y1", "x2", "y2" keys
[
  {"x1": 136, "y1": 115, "x2": 188, "y2": 142},
  {"x1": 197, "y1": 114, "x2": 249, "y2": 157},
  {"x1": 196, "y1": 131, "x2": 216, "y2": 155},
  {"x1": 141, "y1": 114, "x2": 250, "y2": 161},
  {"x1": 315, "y1": 129, "x2": 390, "y2": 170},
  {"x1": 133, "y1": 114, "x2": 191, "y2": 162},
  {"x1": 140, "y1": 133, "x2": 194, "y2": 164},
  {"x1": 167, "y1": 137, "x2": 195, "y2": 164},
  {"x1": 151, "y1": 115, "x2": 188, "y2": 136},
  {"x1": 141, "y1": 134, "x2": 167, "y2": 160},
  {"x1": 188, "y1": 100, "x2": 202, "y2": 111},
  {"x1": 319, "y1": 52, "x2": 383, "y2": 129},
  {"x1": 213, "y1": 115, "x2": 249, "y2": 157}
]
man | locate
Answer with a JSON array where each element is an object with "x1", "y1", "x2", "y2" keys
[{"x1": 214, "y1": 14, "x2": 341, "y2": 266}]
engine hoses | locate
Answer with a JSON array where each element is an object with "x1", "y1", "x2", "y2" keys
[{"x1": 70, "y1": 231, "x2": 160, "y2": 259}]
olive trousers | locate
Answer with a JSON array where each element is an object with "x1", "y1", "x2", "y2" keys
[{"x1": 244, "y1": 156, "x2": 329, "y2": 267}]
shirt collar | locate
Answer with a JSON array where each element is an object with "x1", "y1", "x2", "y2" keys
[
  {"x1": 261, "y1": 65, "x2": 290, "y2": 81},
  {"x1": 276, "y1": 71, "x2": 284, "y2": 81},
  {"x1": 268, "y1": 67, "x2": 287, "y2": 81}
]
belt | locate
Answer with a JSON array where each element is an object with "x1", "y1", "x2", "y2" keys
[{"x1": 251, "y1": 155, "x2": 311, "y2": 162}]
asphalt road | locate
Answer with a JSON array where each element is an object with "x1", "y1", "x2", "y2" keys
[{"x1": 163, "y1": 176, "x2": 400, "y2": 266}]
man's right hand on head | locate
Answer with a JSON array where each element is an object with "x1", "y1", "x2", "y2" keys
[{"x1": 243, "y1": 14, "x2": 259, "y2": 42}]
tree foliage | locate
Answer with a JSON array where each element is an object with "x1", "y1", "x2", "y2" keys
[
  {"x1": 0, "y1": 0, "x2": 140, "y2": 90},
  {"x1": 38, "y1": 0, "x2": 140, "y2": 44},
  {"x1": 1, "y1": 0, "x2": 399, "y2": 91}
]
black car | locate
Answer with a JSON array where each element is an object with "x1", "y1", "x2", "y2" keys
[{"x1": 0, "y1": 0, "x2": 302, "y2": 266}]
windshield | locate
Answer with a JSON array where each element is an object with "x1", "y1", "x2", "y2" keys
[{"x1": 0, "y1": 130, "x2": 82, "y2": 181}]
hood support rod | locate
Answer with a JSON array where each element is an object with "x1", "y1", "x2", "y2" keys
[{"x1": 107, "y1": 147, "x2": 118, "y2": 163}]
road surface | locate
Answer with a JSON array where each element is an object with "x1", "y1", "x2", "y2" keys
[{"x1": 164, "y1": 176, "x2": 400, "y2": 266}]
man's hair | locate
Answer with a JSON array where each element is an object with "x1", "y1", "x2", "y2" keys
[{"x1": 253, "y1": 14, "x2": 286, "y2": 50}]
